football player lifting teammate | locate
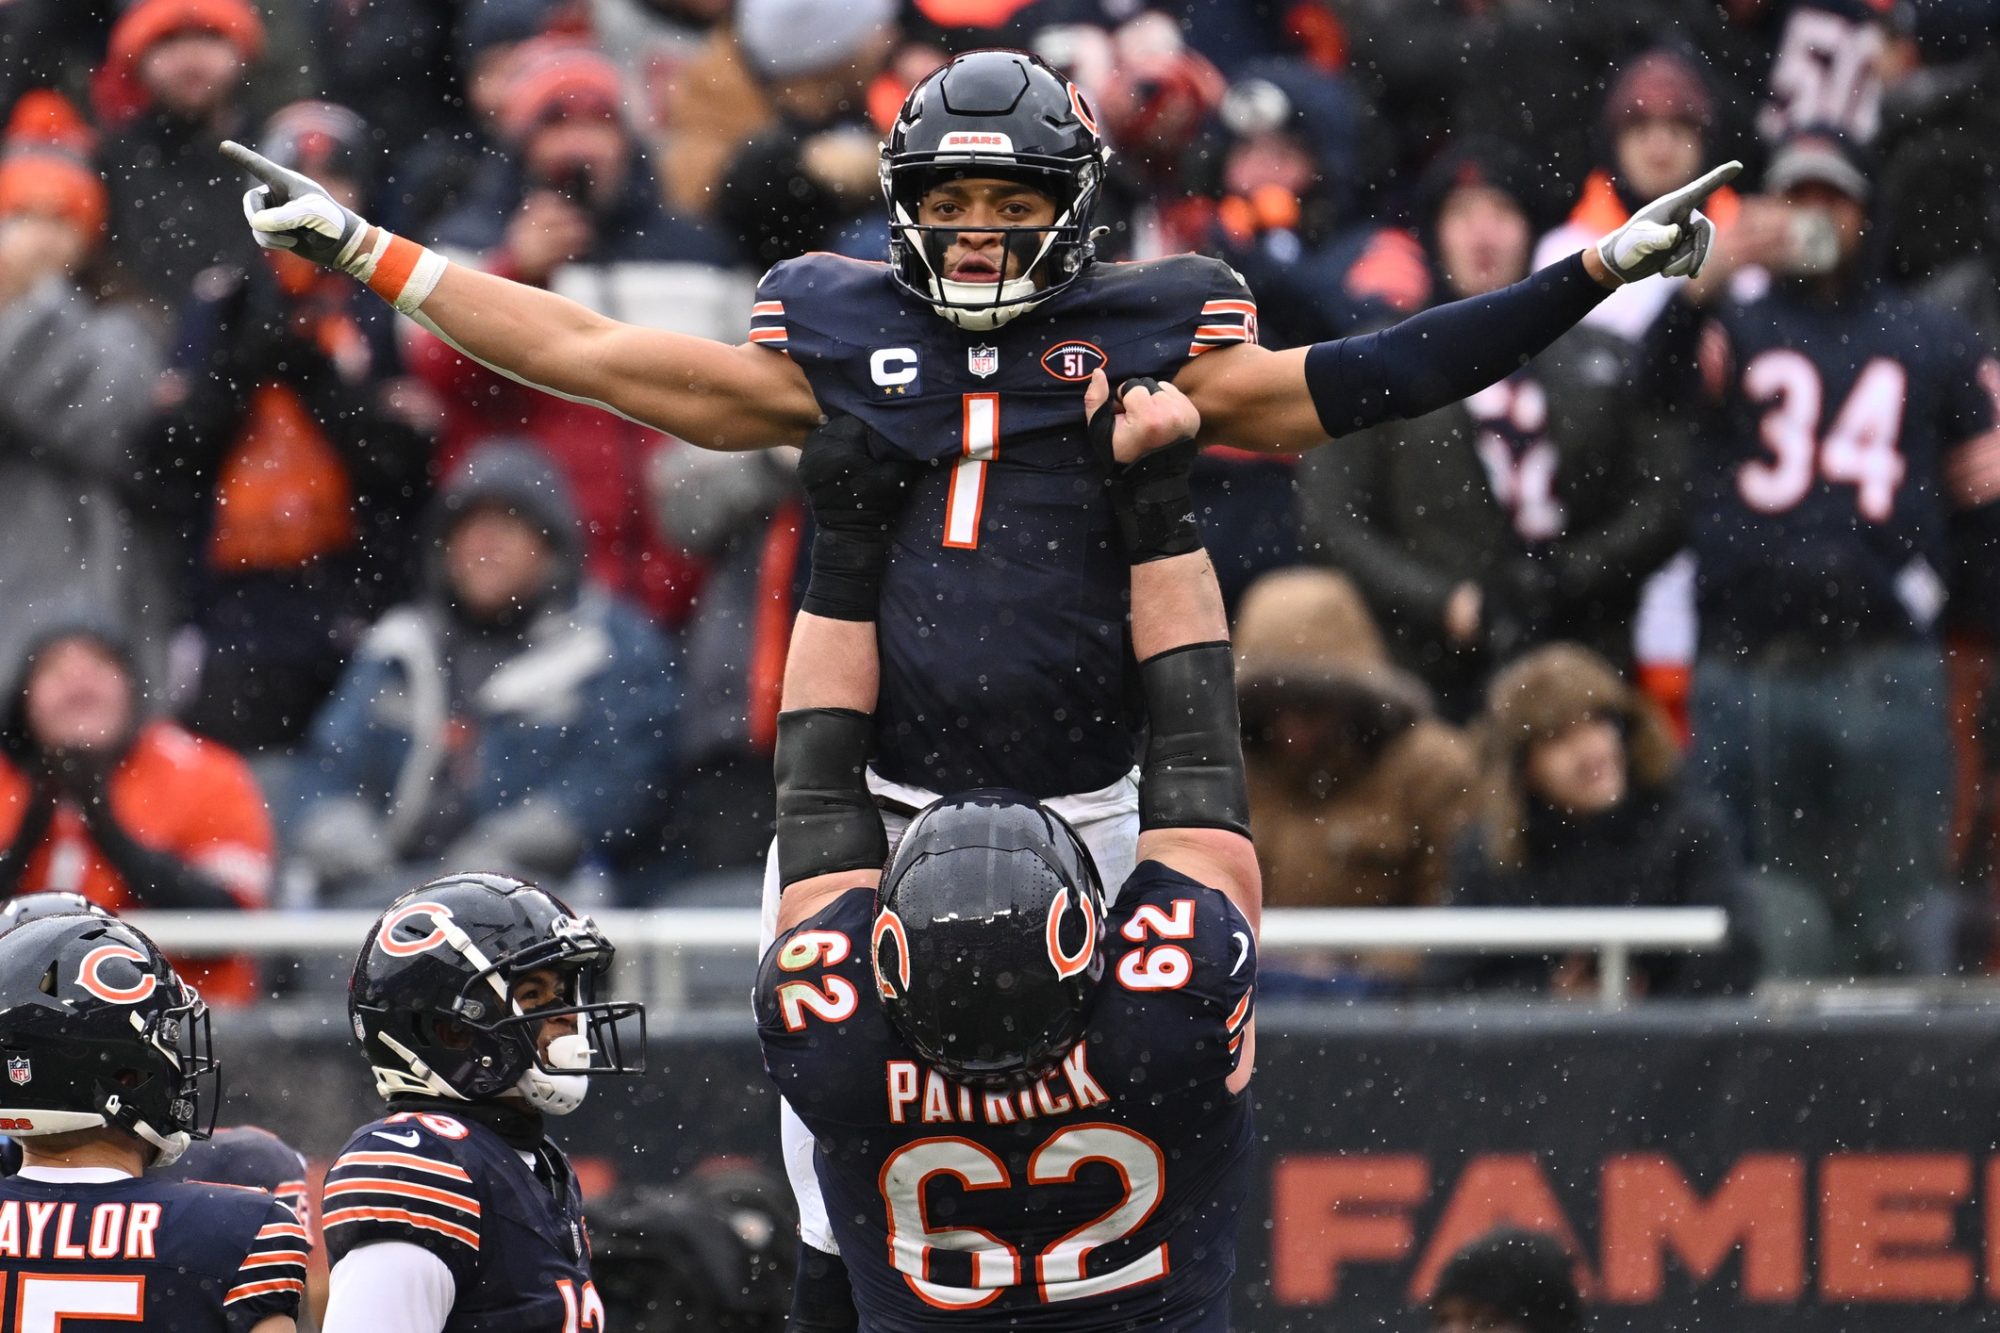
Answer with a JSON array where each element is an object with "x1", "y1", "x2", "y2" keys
[
  {"x1": 222, "y1": 45, "x2": 1737, "y2": 1318},
  {"x1": 0, "y1": 914, "x2": 303, "y2": 1331},
  {"x1": 758, "y1": 380, "x2": 1257, "y2": 1330},
  {"x1": 318, "y1": 875, "x2": 645, "y2": 1333}
]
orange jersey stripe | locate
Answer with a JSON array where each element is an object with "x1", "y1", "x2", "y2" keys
[
  {"x1": 241, "y1": 1250, "x2": 310, "y2": 1268},
  {"x1": 333, "y1": 1151, "x2": 472, "y2": 1181},
  {"x1": 324, "y1": 1205, "x2": 480, "y2": 1249},
  {"x1": 324, "y1": 1177, "x2": 481, "y2": 1215},
  {"x1": 1202, "y1": 300, "x2": 1258, "y2": 315},
  {"x1": 1226, "y1": 990, "x2": 1252, "y2": 1030},
  {"x1": 255, "y1": 1222, "x2": 309, "y2": 1240},
  {"x1": 225, "y1": 1277, "x2": 307, "y2": 1303}
]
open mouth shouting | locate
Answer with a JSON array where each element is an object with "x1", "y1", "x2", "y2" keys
[{"x1": 949, "y1": 251, "x2": 1005, "y2": 284}]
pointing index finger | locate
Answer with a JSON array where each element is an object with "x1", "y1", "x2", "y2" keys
[
  {"x1": 1672, "y1": 160, "x2": 1744, "y2": 215},
  {"x1": 220, "y1": 140, "x2": 283, "y2": 189}
]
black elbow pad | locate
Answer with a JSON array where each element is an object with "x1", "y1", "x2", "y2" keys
[
  {"x1": 1138, "y1": 641, "x2": 1250, "y2": 837},
  {"x1": 775, "y1": 708, "x2": 888, "y2": 889}
]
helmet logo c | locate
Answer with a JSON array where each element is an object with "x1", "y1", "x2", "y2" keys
[
  {"x1": 1046, "y1": 889, "x2": 1097, "y2": 980},
  {"x1": 872, "y1": 909, "x2": 911, "y2": 1000},
  {"x1": 1066, "y1": 81, "x2": 1099, "y2": 136},
  {"x1": 377, "y1": 901, "x2": 456, "y2": 958},
  {"x1": 76, "y1": 944, "x2": 158, "y2": 1005}
]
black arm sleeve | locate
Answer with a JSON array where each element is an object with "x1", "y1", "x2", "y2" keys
[
  {"x1": 1138, "y1": 642, "x2": 1250, "y2": 837},
  {"x1": 775, "y1": 708, "x2": 888, "y2": 889},
  {"x1": 1305, "y1": 252, "x2": 1610, "y2": 437}
]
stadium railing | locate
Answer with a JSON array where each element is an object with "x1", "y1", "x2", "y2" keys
[{"x1": 125, "y1": 907, "x2": 1726, "y2": 1009}]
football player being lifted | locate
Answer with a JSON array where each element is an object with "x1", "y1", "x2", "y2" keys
[
  {"x1": 318, "y1": 875, "x2": 645, "y2": 1333},
  {"x1": 222, "y1": 47, "x2": 1738, "y2": 880},
  {"x1": 760, "y1": 378, "x2": 1257, "y2": 1330},
  {"x1": 223, "y1": 46, "x2": 1736, "y2": 1310},
  {"x1": 0, "y1": 913, "x2": 303, "y2": 1331}
]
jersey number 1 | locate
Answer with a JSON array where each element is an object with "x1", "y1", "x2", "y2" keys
[
  {"x1": 3, "y1": 1274, "x2": 145, "y2": 1330},
  {"x1": 944, "y1": 394, "x2": 1000, "y2": 549}
]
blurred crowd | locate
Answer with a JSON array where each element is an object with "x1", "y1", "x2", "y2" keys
[{"x1": 0, "y1": 0, "x2": 1997, "y2": 998}]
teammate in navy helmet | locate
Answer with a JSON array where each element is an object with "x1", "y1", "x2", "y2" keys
[
  {"x1": 0, "y1": 892, "x2": 327, "y2": 1321},
  {"x1": 0, "y1": 914, "x2": 303, "y2": 1330},
  {"x1": 758, "y1": 381, "x2": 1259, "y2": 1330},
  {"x1": 319, "y1": 874, "x2": 646, "y2": 1333}
]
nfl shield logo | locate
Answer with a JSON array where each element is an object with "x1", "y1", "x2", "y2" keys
[
  {"x1": 968, "y1": 345, "x2": 1000, "y2": 379},
  {"x1": 8, "y1": 1056, "x2": 29, "y2": 1086}
]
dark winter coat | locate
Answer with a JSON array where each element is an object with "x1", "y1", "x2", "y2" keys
[
  {"x1": 1439, "y1": 778, "x2": 1760, "y2": 995},
  {"x1": 1297, "y1": 322, "x2": 1684, "y2": 718}
]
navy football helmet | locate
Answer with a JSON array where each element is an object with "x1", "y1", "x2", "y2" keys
[
  {"x1": 0, "y1": 891, "x2": 115, "y2": 933},
  {"x1": 0, "y1": 915, "x2": 216, "y2": 1165},
  {"x1": 871, "y1": 791, "x2": 1106, "y2": 1087},
  {"x1": 349, "y1": 874, "x2": 646, "y2": 1115},
  {"x1": 882, "y1": 50, "x2": 1108, "y2": 330}
]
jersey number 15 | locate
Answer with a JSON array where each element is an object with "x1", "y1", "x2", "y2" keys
[{"x1": 2, "y1": 1273, "x2": 145, "y2": 1331}]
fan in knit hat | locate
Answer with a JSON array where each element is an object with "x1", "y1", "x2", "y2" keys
[{"x1": 0, "y1": 91, "x2": 108, "y2": 241}]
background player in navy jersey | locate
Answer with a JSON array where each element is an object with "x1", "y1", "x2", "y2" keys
[
  {"x1": 0, "y1": 892, "x2": 329, "y2": 1322},
  {"x1": 1678, "y1": 130, "x2": 2000, "y2": 972},
  {"x1": 318, "y1": 874, "x2": 645, "y2": 1333},
  {"x1": 758, "y1": 379, "x2": 1258, "y2": 1330},
  {"x1": 0, "y1": 914, "x2": 303, "y2": 1331}
]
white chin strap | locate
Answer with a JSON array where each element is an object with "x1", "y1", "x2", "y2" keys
[
  {"x1": 135, "y1": 1123, "x2": 191, "y2": 1168},
  {"x1": 515, "y1": 1032, "x2": 592, "y2": 1116},
  {"x1": 930, "y1": 275, "x2": 1042, "y2": 330}
]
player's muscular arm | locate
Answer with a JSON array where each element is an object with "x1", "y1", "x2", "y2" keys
[
  {"x1": 221, "y1": 143, "x2": 821, "y2": 451},
  {"x1": 1087, "y1": 376, "x2": 1261, "y2": 928},
  {"x1": 399, "y1": 251, "x2": 820, "y2": 449},
  {"x1": 772, "y1": 418, "x2": 926, "y2": 931},
  {"x1": 1181, "y1": 162, "x2": 1742, "y2": 453},
  {"x1": 249, "y1": 1317, "x2": 296, "y2": 1333}
]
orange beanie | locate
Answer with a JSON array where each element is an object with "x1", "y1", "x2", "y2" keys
[{"x1": 0, "y1": 91, "x2": 108, "y2": 237}]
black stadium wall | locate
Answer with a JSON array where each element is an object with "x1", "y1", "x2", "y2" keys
[{"x1": 219, "y1": 1000, "x2": 2000, "y2": 1331}]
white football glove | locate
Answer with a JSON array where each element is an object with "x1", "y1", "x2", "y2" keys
[
  {"x1": 220, "y1": 139, "x2": 371, "y2": 275},
  {"x1": 1597, "y1": 160, "x2": 1743, "y2": 284}
]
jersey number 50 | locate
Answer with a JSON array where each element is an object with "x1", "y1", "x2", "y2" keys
[{"x1": 881, "y1": 1123, "x2": 1166, "y2": 1310}]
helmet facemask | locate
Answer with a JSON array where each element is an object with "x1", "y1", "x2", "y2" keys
[
  {"x1": 882, "y1": 155, "x2": 1104, "y2": 331},
  {"x1": 355, "y1": 893, "x2": 646, "y2": 1114},
  {"x1": 112, "y1": 979, "x2": 218, "y2": 1166}
]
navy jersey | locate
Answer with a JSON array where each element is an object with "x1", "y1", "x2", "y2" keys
[
  {"x1": 160, "y1": 1125, "x2": 313, "y2": 1238},
  {"x1": 751, "y1": 254, "x2": 1257, "y2": 796},
  {"x1": 1757, "y1": 0, "x2": 1893, "y2": 144},
  {"x1": 322, "y1": 1110, "x2": 598, "y2": 1332},
  {"x1": 0, "y1": 1170, "x2": 304, "y2": 1330},
  {"x1": 1692, "y1": 287, "x2": 2000, "y2": 652},
  {"x1": 757, "y1": 862, "x2": 1257, "y2": 1331}
]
